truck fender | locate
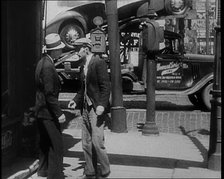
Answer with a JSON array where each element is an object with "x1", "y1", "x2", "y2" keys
[
  {"x1": 121, "y1": 71, "x2": 138, "y2": 82},
  {"x1": 156, "y1": 73, "x2": 213, "y2": 95},
  {"x1": 46, "y1": 11, "x2": 87, "y2": 34},
  {"x1": 185, "y1": 73, "x2": 213, "y2": 95},
  {"x1": 122, "y1": 75, "x2": 134, "y2": 93}
]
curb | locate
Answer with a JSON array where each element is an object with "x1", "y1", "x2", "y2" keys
[{"x1": 7, "y1": 160, "x2": 39, "y2": 179}]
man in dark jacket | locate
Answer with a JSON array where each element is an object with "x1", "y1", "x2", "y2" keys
[
  {"x1": 35, "y1": 33, "x2": 66, "y2": 179},
  {"x1": 68, "y1": 38, "x2": 111, "y2": 179}
]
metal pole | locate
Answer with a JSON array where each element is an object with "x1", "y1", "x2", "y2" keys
[
  {"x1": 205, "y1": 0, "x2": 210, "y2": 54},
  {"x1": 208, "y1": 0, "x2": 221, "y2": 171},
  {"x1": 142, "y1": 52, "x2": 159, "y2": 135},
  {"x1": 142, "y1": 0, "x2": 159, "y2": 136},
  {"x1": 105, "y1": 0, "x2": 127, "y2": 133}
]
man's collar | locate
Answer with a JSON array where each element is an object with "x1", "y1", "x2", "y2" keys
[{"x1": 46, "y1": 54, "x2": 54, "y2": 63}]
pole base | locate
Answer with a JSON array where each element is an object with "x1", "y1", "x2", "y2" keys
[
  {"x1": 142, "y1": 121, "x2": 159, "y2": 136},
  {"x1": 208, "y1": 152, "x2": 221, "y2": 171},
  {"x1": 111, "y1": 106, "x2": 127, "y2": 133}
]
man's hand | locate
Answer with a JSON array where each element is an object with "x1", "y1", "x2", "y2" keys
[
  {"x1": 58, "y1": 114, "x2": 66, "y2": 123},
  {"x1": 96, "y1": 106, "x2": 104, "y2": 116},
  {"x1": 68, "y1": 100, "x2": 76, "y2": 109}
]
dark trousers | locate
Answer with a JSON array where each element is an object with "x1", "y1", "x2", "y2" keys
[
  {"x1": 37, "y1": 118, "x2": 64, "y2": 179},
  {"x1": 82, "y1": 107, "x2": 110, "y2": 176}
]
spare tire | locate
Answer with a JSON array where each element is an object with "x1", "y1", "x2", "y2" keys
[{"x1": 60, "y1": 23, "x2": 84, "y2": 50}]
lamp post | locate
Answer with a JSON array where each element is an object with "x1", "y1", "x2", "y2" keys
[
  {"x1": 208, "y1": 0, "x2": 221, "y2": 171},
  {"x1": 105, "y1": 0, "x2": 127, "y2": 133}
]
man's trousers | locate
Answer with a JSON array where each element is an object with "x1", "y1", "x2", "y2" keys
[
  {"x1": 37, "y1": 118, "x2": 64, "y2": 179},
  {"x1": 82, "y1": 107, "x2": 110, "y2": 176}
]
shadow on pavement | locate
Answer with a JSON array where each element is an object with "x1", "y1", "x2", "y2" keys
[
  {"x1": 62, "y1": 133, "x2": 82, "y2": 170},
  {"x1": 60, "y1": 110, "x2": 82, "y2": 130},
  {"x1": 61, "y1": 149, "x2": 207, "y2": 171},
  {"x1": 179, "y1": 126, "x2": 209, "y2": 166},
  {"x1": 63, "y1": 133, "x2": 81, "y2": 154},
  {"x1": 108, "y1": 153, "x2": 207, "y2": 169}
]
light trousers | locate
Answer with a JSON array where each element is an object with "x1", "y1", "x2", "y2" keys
[{"x1": 82, "y1": 107, "x2": 110, "y2": 176}]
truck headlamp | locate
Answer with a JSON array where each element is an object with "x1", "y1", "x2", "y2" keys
[{"x1": 165, "y1": 0, "x2": 190, "y2": 15}]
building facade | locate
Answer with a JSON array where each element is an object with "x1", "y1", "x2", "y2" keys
[{"x1": 165, "y1": 0, "x2": 217, "y2": 55}]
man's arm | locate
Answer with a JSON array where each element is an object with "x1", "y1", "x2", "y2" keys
[
  {"x1": 42, "y1": 64, "x2": 63, "y2": 119},
  {"x1": 68, "y1": 68, "x2": 85, "y2": 109},
  {"x1": 96, "y1": 58, "x2": 111, "y2": 111}
]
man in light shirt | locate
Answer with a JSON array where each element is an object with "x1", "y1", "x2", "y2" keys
[{"x1": 68, "y1": 38, "x2": 111, "y2": 179}]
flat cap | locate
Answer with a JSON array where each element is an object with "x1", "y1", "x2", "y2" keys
[{"x1": 73, "y1": 38, "x2": 92, "y2": 48}]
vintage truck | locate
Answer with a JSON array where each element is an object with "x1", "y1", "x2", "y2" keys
[
  {"x1": 54, "y1": 29, "x2": 214, "y2": 111},
  {"x1": 46, "y1": 0, "x2": 214, "y2": 110},
  {"x1": 46, "y1": 0, "x2": 192, "y2": 50}
]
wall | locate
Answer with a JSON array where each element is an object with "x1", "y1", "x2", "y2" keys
[{"x1": 1, "y1": 1, "x2": 42, "y2": 166}]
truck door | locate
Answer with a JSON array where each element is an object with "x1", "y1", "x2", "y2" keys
[{"x1": 156, "y1": 54, "x2": 183, "y2": 90}]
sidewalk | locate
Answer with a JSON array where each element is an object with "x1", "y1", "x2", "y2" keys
[
  {"x1": 27, "y1": 128, "x2": 220, "y2": 179},
  {"x1": 3, "y1": 109, "x2": 221, "y2": 179}
]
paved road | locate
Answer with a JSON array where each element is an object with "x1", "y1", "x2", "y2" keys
[{"x1": 123, "y1": 93, "x2": 198, "y2": 111}]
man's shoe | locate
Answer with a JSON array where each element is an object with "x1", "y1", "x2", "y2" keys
[{"x1": 99, "y1": 171, "x2": 111, "y2": 178}]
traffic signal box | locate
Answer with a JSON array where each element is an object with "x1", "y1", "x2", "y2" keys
[
  {"x1": 90, "y1": 27, "x2": 106, "y2": 53},
  {"x1": 142, "y1": 20, "x2": 164, "y2": 53}
]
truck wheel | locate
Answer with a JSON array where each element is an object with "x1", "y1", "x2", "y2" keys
[
  {"x1": 122, "y1": 76, "x2": 133, "y2": 93},
  {"x1": 201, "y1": 83, "x2": 213, "y2": 111},
  {"x1": 188, "y1": 93, "x2": 203, "y2": 108},
  {"x1": 60, "y1": 23, "x2": 84, "y2": 50}
]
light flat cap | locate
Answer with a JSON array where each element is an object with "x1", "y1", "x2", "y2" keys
[
  {"x1": 45, "y1": 33, "x2": 65, "y2": 50},
  {"x1": 73, "y1": 38, "x2": 92, "y2": 48}
]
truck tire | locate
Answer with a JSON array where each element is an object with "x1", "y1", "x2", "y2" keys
[
  {"x1": 122, "y1": 76, "x2": 133, "y2": 93},
  {"x1": 201, "y1": 83, "x2": 213, "y2": 111},
  {"x1": 188, "y1": 93, "x2": 204, "y2": 109}
]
